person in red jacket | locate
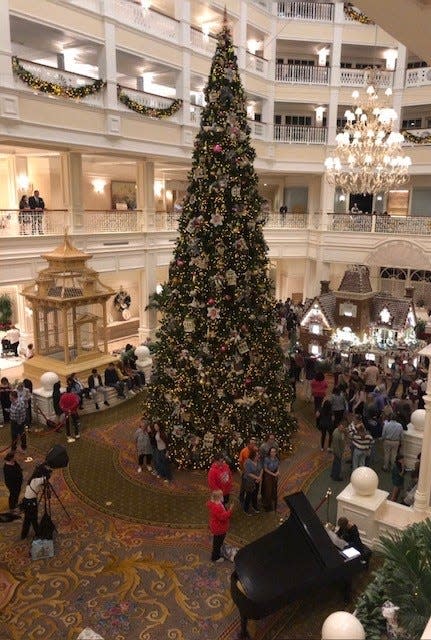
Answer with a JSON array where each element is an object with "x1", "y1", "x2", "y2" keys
[
  {"x1": 207, "y1": 489, "x2": 234, "y2": 562},
  {"x1": 207, "y1": 453, "x2": 233, "y2": 506},
  {"x1": 59, "y1": 389, "x2": 81, "y2": 443},
  {"x1": 310, "y1": 371, "x2": 328, "y2": 413}
]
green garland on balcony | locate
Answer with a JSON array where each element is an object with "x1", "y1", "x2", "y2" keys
[
  {"x1": 12, "y1": 56, "x2": 106, "y2": 99},
  {"x1": 117, "y1": 87, "x2": 183, "y2": 119},
  {"x1": 402, "y1": 129, "x2": 431, "y2": 144},
  {"x1": 343, "y1": 3, "x2": 373, "y2": 24}
]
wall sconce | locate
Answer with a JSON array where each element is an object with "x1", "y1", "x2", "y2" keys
[
  {"x1": 140, "y1": 0, "x2": 151, "y2": 10},
  {"x1": 165, "y1": 189, "x2": 173, "y2": 202},
  {"x1": 247, "y1": 39, "x2": 261, "y2": 55},
  {"x1": 92, "y1": 178, "x2": 106, "y2": 194},
  {"x1": 17, "y1": 173, "x2": 31, "y2": 193},
  {"x1": 154, "y1": 180, "x2": 164, "y2": 198},
  {"x1": 339, "y1": 194, "x2": 346, "y2": 202},
  {"x1": 383, "y1": 49, "x2": 398, "y2": 71},
  {"x1": 201, "y1": 23, "x2": 211, "y2": 39},
  {"x1": 156, "y1": 284, "x2": 163, "y2": 294},
  {"x1": 314, "y1": 106, "x2": 326, "y2": 124},
  {"x1": 317, "y1": 47, "x2": 329, "y2": 67}
]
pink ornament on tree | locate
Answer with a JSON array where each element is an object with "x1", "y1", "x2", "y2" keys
[
  {"x1": 213, "y1": 143, "x2": 223, "y2": 153},
  {"x1": 176, "y1": 259, "x2": 185, "y2": 267},
  {"x1": 207, "y1": 298, "x2": 215, "y2": 306}
]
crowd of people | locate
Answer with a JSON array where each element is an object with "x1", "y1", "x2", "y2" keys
[
  {"x1": 275, "y1": 298, "x2": 303, "y2": 338},
  {"x1": 290, "y1": 351, "x2": 426, "y2": 503}
]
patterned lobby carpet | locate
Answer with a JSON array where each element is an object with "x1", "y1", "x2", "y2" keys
[{"x1": 0, "y1": 393, "x2": 366, "y2": 640}]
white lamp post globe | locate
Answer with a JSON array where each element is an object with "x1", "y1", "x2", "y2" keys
[
  {"x1": 321, "y1": 612, "x2": 365, "y2": 639},
  {"x1": 135, "y1": 345, "x2": 151, "y2": 361},
  {"x1": 351, "y1": 466, "x2": 378, "y2": 496},
  {"x1": 40, "y1": 371, "x2": 60, "y2": 391},
  {"x1": 411, "y1": 409, "x2": 426, "y2": 433}
]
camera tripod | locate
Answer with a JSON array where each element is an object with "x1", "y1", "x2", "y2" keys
[{"x1": 39, "y1": 477, "x2": 72, "y2": 530}]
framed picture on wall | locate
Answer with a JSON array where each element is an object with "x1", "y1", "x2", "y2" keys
[{"x1": 111, "y1": 181, "x2": 137, "y2": 210}]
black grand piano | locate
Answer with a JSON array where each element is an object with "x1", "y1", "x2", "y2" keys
[{"x1": 230, "y1": 491, "x2": 363, "y2": 639}]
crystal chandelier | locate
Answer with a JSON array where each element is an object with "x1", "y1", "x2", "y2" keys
[{"x1": 324, "y1": 82, "x2": 411, "y2": 194}]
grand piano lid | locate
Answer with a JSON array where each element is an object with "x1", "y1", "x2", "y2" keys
[{"x1": 233, "y1": 492, "x2": 344, "y2": 605}]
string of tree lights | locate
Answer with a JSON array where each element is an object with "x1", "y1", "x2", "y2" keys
[{"x1": 142, "y1": 13, "x2": 297, "y2": 470}]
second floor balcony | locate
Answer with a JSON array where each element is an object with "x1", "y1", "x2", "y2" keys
[
  {"x1": 275, "y1": 64, "x2": 330, "y2": 84},
  {"x1": 277, "y1": 1, "x2": 334, "y2": 22},
  {"x1": 274, "y1": 124, "x2": 328, "y2": 144}
]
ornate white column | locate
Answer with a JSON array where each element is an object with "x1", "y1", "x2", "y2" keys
[
  {"x1": 60, "y1": 152, "x2": 84, "y2": 231},
  {"x1": 175, "y1": 0, "x2": 191, "y2": 127},
  {"x1": 0, "y1": 0, "x2": 13, "y2": 88},
  {"x1": 414, "y1": 344, "x2": 431, "y2": 513},
  {"x1": 138, "y1": 253, "x2": 158, "y2": 341},
  {"x1": 136, "y1": 160, "x2": 155, "y2": 231}
]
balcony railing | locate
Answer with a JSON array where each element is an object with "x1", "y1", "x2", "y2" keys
[
  {"x1": 81, "y1": 210, "x2": 144, "y2": 233},
  {"x1": 190, "y1": 104, "x2": 203, "y2": 126},
  {"x1": 112, "y1": 0, "x2": 179, "y2": 42},
  {"x1": 117, "y1": 86, "x2": 181, "y2": 121},
  {"x1": 266, "y1": 213, "x2": 309, "y2": 229},
  {"x1": 405, "y1": 66, "x2": 431, "y2": 87},
  {"x1": 274, "y1": 124, "x2": 328, "y2": 144},
  {"x1": 12, "y1": 59, "x2": 103, "y2": 106},
  {"x1": 0, "y1": 210, "x2": 69, "y2": 236},
  {"x1": 327, "y1": 213, "x2": 431, "y2": 235},
  {"x1": 248, "y1": 120, "x2": 266, "y2": 140},
  {"x1": 246, "y1": 52, "x2": 269, "y2": 76},
  {"x1": 277, "y1": 1, "x2": 334, "y2": 21},
  {"x1": 190, "y1": 28, "x2": 217, "y2": 56},
  {"x1": 275, "y1": 64, "x2": 330, "y2": 84},
  {"x1": 340, "y1": 68, "x2": 393, "y2": 88}
]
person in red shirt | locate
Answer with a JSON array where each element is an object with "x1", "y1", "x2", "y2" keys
[
  {"x1": 207, "y1": 453, "x2": 233, "y2": 506},
  {"x1": 206, "y1": 489, "x2": 234, "y2": 562},
  {"x1": 59, "y1": 389, "x2": 81, "y2": 443},
  {"x1": 310, "y1": 371, "x2": 328, "y2": 412}
]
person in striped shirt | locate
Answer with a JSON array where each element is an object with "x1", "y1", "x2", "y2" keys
[{"x1": 351, "y1": 422, "x2": 373, "y2": 470}]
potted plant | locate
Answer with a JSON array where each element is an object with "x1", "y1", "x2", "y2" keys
[{"x1": 0, "y1": 293, "x2": 13, "y2": 330}]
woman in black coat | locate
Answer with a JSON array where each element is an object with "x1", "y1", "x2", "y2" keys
[{"x1": 317, "y1": 398, "x2": 334, "y2": 451}]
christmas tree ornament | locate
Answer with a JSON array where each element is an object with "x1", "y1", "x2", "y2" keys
[
  {"x1": 210, "y1": 212, "x2": 224, "y2": 226},
  {"x1": 207, "y1": 306, "x2": 221, "y2": 320},
  {"x1": 238, "y1": 339, "x2": 249, "y2": 354},
  {"x1": 213, "y1": 143, "x2": 223, "y2": 153},
  {"x1": 226, "y1": 269, "x2": 237, "y2": 286},
  {"x1": 183, "y1": 317, "x2": 195, "y2": 333}
]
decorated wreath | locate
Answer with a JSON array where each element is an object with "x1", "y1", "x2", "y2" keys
[{"x1": 114, "y1": 289, "x2": 131, "y2": 311}]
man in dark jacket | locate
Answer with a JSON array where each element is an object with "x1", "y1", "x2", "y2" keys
[
  {"x1": 3, "y1": 450, "x2": 23, "y2": 512},
  {"x1": 28, "y1": 189, "x2": 45, "y2": 235},
  {"x1": 104, "y1": 363, "x2": 126, "y2": 398},
  {"x1": 88, "y1": 368, "x2": 110, "y2": 410}
]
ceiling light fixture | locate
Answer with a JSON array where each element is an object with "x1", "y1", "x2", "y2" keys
[{"x1": 324, "y1": 75, "x2": 411, "y2": 194}]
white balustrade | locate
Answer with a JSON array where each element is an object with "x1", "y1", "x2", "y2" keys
[
  {"x1": 277, "y1": 1, "x2": 334, "y2": 21},
  {"x1": 375, "y1": 215, "x2": 431, "y2": 235},
  {"x1": 266, "y1": 213, "x2": 309, "y2": 229},
  {"x1": 13, "y1": 60, "x2": 103, "y2": 106},
  {"x1": 0, "y1": 210, "x2": 69, "y2": 236},
  {"x1": 81, "y1": 210, "x2": 143, "y2": 233},
  {"x1": 190, "y1": 105, "x2": 203, "y2": 127},
  {"x1": 250, "y1": 0, "x2": 272, "y2": 9},
  {"x1": 405, "y1": 67, "x2": 431, "y2": 87},
  {"x1": 113, "y1": 0, "x2": 179, "y2": 42},
  {"x1": 190, "y1": 28, "x2": 217, "y2": 56},
  {"x1": 275, "y1": 64, "x2": 330, "y2": 84},
  {"x1": 118, "y1": 86, "x2": 181, "y2": 121},
  {"x1": 327, "y1": 214, "x2": 373, "y2": 232},
  {"x1": 274, "y1": 124, "x2": 328, "y2": 144},
  {"x1": 246, "y1": 52, "x2": 268, "y2": 77},
  {"x1": 248, "y1": 120, "x2": 266, "y2": 140},
  {"x1": 340, "y1": 68, "x2": 393, "y2": 88}
]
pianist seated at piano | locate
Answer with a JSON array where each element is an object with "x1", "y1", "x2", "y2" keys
[{"x1": 336, "y1": 517, "x2": 372, "y2": 569}]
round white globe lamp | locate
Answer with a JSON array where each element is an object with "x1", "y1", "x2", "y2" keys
[
  {"x1": 40, "y1": 371, "x2": 60, "y2": 391},
  {"x1": 321, "y1": 611, "x2": 365, "y2": 639},
  {"x1": 350, "y1": 466, "x2": 378, "y2": 496}
]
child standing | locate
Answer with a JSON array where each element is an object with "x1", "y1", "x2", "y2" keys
[
  {"x1": 134, "y1": 417, "x2": 152, "y2": 473},
  {"x1": 207, "y1": 489, "x2": 234, "y2": 562}
]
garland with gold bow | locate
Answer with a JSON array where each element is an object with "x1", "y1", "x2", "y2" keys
[
  {"x1": 12, "y1": 56, "x2": 105, "y2": 99},
  {"x1": 343, "y1": 3, "x2": 373, "y2": 24},
  {"x1": 117, "y1": 87, "x2": 183, "y2": 119},
  {"x1": 401, "y1": 130, "x2": 431, "y2": 145}
]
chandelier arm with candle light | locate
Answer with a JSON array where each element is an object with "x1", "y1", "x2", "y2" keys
[{"x1": 324, "y1": 83, "x2": 411, "y2": 194}]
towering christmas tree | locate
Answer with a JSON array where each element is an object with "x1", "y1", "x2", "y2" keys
[{"x1": 143, "y1": 17, "x2": 296, "y2": 469}]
